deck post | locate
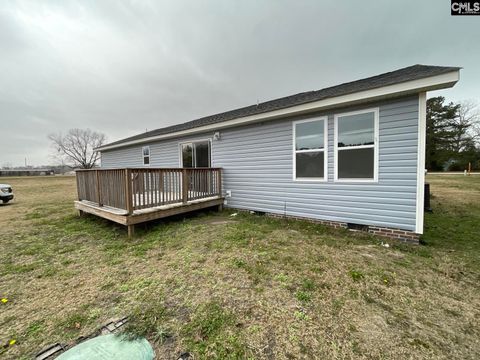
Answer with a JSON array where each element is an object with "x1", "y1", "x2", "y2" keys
[
  {"x1": 182, "y1": 169, "x2": 189, "y2": 204},
  {"x1": 125, "y1": 169, "x2": 133, "y2": 215},
  {"x1": 127, "y1": 224, "x2": 135, "y2": 238},
  {"x1": 75, "y1": 171, "x2": 81, "y2": 201},
  {"x1": 96, "y1": 170, "x2": 103, "y2": 207},
  {"x1": 217, "y1": 169, "x2": 223, "y2": 212},
  {"x1": 217, "y1": 169, "x2": 222, "y2": 197}
]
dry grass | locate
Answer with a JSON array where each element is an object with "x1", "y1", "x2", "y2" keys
[{"x1": 0, "y1": 175, "x2": 479, "y2": 359}]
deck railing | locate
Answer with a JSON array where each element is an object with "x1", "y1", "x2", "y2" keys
[{"x1": 76, "y1": 168, "x2": 222, "y2": 213}]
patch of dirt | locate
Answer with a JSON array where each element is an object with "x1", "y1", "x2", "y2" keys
[{"x1": 196, "y1": 217, "x2": 237, "y2": 225}]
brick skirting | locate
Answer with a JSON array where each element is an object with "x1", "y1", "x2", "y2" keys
[
  {"x1": 234, "y1": 209, "x2": 420, "y2": 243},
  {"x1": 367, "y1": 226, "x2": 419, "y2": 243}
]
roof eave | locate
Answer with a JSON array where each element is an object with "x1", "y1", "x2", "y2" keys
[{"x1": 96, "y1": 69, "x2": 460, "y2": 152}]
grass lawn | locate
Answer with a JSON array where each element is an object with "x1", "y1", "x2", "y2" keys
[{"x1": 0, "y1": 175, "x2": 479, "y2": 359}]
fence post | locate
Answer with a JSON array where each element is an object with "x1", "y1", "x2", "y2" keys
[
  {"x1": 96, "y1": 170, "x2": 103, "y2": 207},
  {"x1": 182, "y1": 169, "x2": 189, "y2": 204},
  {"x1": 125, "y1": 169, "x2": 133, "y2": 214}
]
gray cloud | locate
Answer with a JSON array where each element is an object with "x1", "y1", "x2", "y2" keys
[{"x1": 0, "y1": 0, "x2": 478, "y2": 166}]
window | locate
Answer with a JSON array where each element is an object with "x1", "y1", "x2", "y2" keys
[
  {"x1": 194, "y1": 141, "x2": 210, "y2": 167},
  {"x1": 334, "y1": 108, "x2": 378, "y2": 181},
  {"x1": 142, "y1": 146, "x2": 150, "y2": 165},
  {"x1": 182, "y1": 144, "x2": 193, "y2": 168},
  {"x1": 181, "y1": 140, "x2": 211, "y2": 168},
  {"x1": 293, "y1": 117, "x2": 327, "y2": 180}
]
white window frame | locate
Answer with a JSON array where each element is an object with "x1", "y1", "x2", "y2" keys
[
  {"x1": 334, "y1": 108, "x2": 379, "y2": 183},
  {"x1": 142, "y1": 146, "x2": 150, "y2": 166},
  {"x1": 178, "y1": 138, "x2": 212, "y2": 168},
  {"x1": 292, "y1": 117, "x2": 328, "y2": 182}
]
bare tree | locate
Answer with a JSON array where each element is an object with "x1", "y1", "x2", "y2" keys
[
  {"x1": 459, "y1": 100, "x2": 480, "y2": 144},
  {"x1": 48, "y1": 129, "x2": 106, "y2": 169}
]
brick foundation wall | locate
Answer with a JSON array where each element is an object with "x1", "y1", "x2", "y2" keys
[
  {"x1": 234, "y1": 209, "x2": 420, "y2": 244},
  {"x1": 367, "y1": 226, "x2": 419, "y2": 243}
]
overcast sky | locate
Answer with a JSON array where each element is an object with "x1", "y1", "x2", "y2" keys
[{"x1": 1, "y1": 0, "x2": 478, "y2": 166}]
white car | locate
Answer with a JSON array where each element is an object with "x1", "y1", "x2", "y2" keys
[{"x1": 0, "y1": 184, "x2": 14, "y2": 203}]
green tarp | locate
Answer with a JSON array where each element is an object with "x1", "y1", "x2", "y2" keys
[{"x1": 56, "y1": 334, "x2": 154, "y2": 360}]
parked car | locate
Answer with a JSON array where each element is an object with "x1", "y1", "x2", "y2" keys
[{"x1": 0, "y1": 184, "x2": 14, "y2": 203}]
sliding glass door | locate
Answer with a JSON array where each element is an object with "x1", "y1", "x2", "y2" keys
[
  {"x1": 181, "y1": 140, "x2": 211, "y2": 168},
  {"x1": 181, "y1": 140, "x2": 212, "y2": 195},
  {"x1": 182, "y1": 144, "x2": 194, "y2": 168}
]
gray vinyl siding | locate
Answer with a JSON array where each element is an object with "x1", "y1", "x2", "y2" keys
[{"x1": 101, "y1": 95, "x2": 419, "y2": 231}]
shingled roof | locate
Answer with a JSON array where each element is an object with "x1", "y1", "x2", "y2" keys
[{"x1": 100, "y1": 64, "x2": 460, "y2": 149}]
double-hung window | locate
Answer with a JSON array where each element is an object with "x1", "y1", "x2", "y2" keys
[
  {"x1": 293, "y1": 117, "x2": 327, "y2": 180},
  {"x1": 142, "y1": 146, "x2": 150, "y2": 165},
  {"x1": 334, "y1": 108, "x2": 378, "y2": 181}
]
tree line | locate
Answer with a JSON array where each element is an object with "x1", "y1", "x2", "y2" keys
[{"x1": 426, "y1": 97, "x2": 480, "y2": 171}]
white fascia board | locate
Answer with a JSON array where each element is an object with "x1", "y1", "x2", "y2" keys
[{"x1": 96, "y1": 70, "x2": 459, "y2": 152}]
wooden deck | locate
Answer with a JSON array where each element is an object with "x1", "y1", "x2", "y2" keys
[{"x1": 75, "y1": 168, "x2": 223, "y2": 236}]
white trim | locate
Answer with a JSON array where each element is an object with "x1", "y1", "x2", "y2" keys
[
  {"x1": 334, "y1": 108, "x2": 379, "y2": 183},
  {"x1": 142, "y1": 146, "x2": 150, "y2": 166},
  {"x1": 96, "y1": 71, "x2": 459, "y2": 151},
  {"x1": 178, "y1": 138, "x2": 212, "y2": 168},
  {"x1": 415, "y1": 92, "x2": 427, "y2": 234},
  {"x1": 337, "y1": 144, "x2": 375, "y2": 151},
  {"x1": 296, "y1": 149, "x2": 326, "y2": 153},
  {"x1": 292, "y1": 117, "x2": 328, "y2": 182}
]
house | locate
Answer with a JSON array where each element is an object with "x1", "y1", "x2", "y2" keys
[{"x1": 87, "y1": 64, "x2": 460, "y2": 241}]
